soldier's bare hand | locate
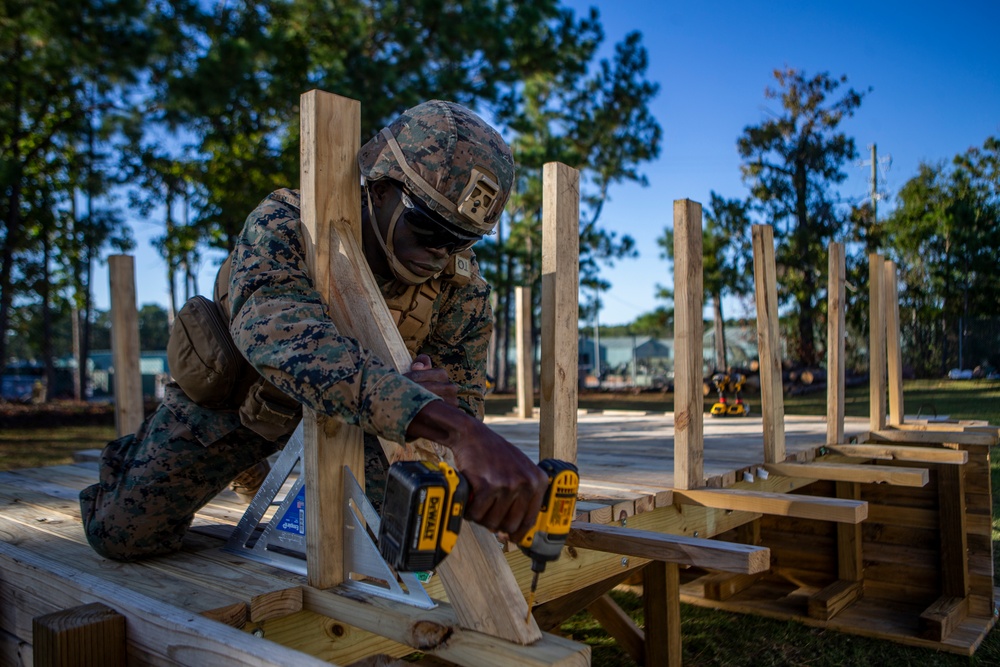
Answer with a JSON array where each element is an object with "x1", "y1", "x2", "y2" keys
[
  {"x1": 405, "y1": 400, "x2": 548, "y2": 543},
  {"x1": 404, "y1": 354, "x2": 459, "y2": 407}
]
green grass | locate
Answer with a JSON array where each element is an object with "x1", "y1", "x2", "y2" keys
[{"x1": 0, "y1": 424, "x2": 114, "y2": 471}]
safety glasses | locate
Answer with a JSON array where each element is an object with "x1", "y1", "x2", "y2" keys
[{"x1": 397, "y1": 186, "x2": 482, "y2": 253}]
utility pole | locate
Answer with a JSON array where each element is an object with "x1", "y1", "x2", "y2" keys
[{"x1": 870, "y1": 143, "x2": 878, "y2": 226}]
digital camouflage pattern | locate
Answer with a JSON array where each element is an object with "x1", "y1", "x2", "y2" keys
[
  {"x1": 358, "y1": 100, "x2": 514, "y2": 235},
  {"x1": 80, "y1": 188, "x2": 493, "y2": 561}
]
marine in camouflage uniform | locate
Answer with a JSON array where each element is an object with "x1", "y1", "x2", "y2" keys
[{"x1": 80, "y1": 100, "x2": 534, "y2": 562}]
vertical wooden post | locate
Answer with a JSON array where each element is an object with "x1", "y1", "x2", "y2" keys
[
  {"x1": 673, "y1": 199, "x2": 704, "y2": 490},
  {"x1": 826, "y1": 243, "x2": 846, "y2": 445},
  {"x1": 885, "y1": 260, "x2": 904, "y2": 426},
  {"x1": 299, "y1": 90, "x2": 542, "y2": 644},
  {"x1": 33, "y1": 602, "x2": 126, "y2": 667},
  {"x1": 515, "y1": 286, "x2": 534, "y2": 419},
  {"x1": 869, "y1": 253, "x2": 887, "y2": 431},
  {"x1": 752, "y1": 225, "x2": 786, "y2": 464},
  {"x1": 644, "y1": 561, "x2": 682, "y2": 667},
  {"x1": 108, "y1": 254, "x2": 144, "y2": 437},
  {"x1": 299, "y1": 90, "x2": 365, "y2": 589},
  {"x1": 539, "y1": 162, "x2": 579, "y2": 463}
]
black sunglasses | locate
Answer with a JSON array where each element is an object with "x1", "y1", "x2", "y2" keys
[{"x1": 396, "y1": 186, "x2": 482, "y2": 253}]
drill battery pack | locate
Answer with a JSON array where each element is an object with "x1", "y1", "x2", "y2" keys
[{"x1": 377, "y1": 460, "x2": 469, "y2": 572}]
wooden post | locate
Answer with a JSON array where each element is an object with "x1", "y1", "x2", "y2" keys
[
  {"x1": 826, "y1": 242, "x2": 846, "y2": 445},
  {"x1": 515, "y1": 286, "x2": 534, "y2": 419},
  {"x1": 752, "y1": 225, "x2": 786, "y2": 464},
  {"x1": 539, "y1": 162, "x2": 579, "y2": 463},
  {"x1": 33, "y1": 602, "x2": 126, "y2": 667},
  {"x1": 869, "y1": 253, "x2": 887, "y2": 431},
  {"x1": 108, "y1": 254, "x2": 144, "y2": 437},
  {"x1": 885, "y1": 259, "x2": 904, "y2": 426},
  {"x1": 299, "y1": 90, "x2": 365, "y2": 589},
  {"x1": 673, "y1": 199, "x2": 704, "y2": 489},
  {"x1": 300, "y1": 90, "x2": 542, "y2": 644},
  {"x1": 643, "y1": 561, "x2": 682, "y2": 667}
]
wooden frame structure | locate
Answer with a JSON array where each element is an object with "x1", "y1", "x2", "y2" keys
[{"x1": 2, "y1": 92, "x2": 996, "y2": 665}]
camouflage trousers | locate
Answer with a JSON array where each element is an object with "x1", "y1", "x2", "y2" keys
[{"x1": 79, "y1": 403, "x2": 389, "y2": 562}]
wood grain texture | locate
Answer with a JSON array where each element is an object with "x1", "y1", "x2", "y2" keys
[
  {"x1": 673, "y1": 199, "x2": 705, "y2": 489},
  {"x1": 869, "y1": 253, "x2": 887, "y2": 430},
  {"x1": 827, "y1": 242, "x2": 846, "y2": 444},
  {"x1": 515, "y1": 286, "x2": 534, "y2": 420},
  {"x1": 539, "y1": 162, "x2": 580, "y2": 463},
  {"x1": 752, "y1": 226, "x2": 786, "y2": 463},
  {"x1": 885, "y1": 260, "x2": 905, "y2": 426},
  {"x1": 108, "y1": 255, "x2": 144, "y2": 437}
]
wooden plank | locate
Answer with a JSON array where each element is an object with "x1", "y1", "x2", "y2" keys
[
  {"x1": 301, "y1": 588, "x2": 589, "y2": 667},
  {"x1": 299, "y1": 89, "x2": 366, "y2": 590},
  {"x1": 675, "y1": 488, "x2": 867, "y2": 524},
  {"x1": 868, "y1": 429, "x2": 998, "y2": 447},
  {"x1": 752, "y1": 225, "x2": 786, "y2": 463},
  {"x1": 586, "y1": 595, "x2": 644, "y2": 665},
  {"x1": 937, "y1": 464, "x2": 969, "y2": 598},
  {"x1": 702, "y1": 572, "x2": 764, "y2": 601},
  {"x1": 826, "y1": 444, "x2": 967, "y2": 465},
  {"x1": 540, "y1": 161, "x2": 580, "y2": 463},
  {"x1": 673, "y1": 199, "x2": 705, "y2": 489},
  {"x1": 515, "y1": 285, "x2": 534, "y2": 419},
  {"x1": 566, "y1": 522, "x2": 770, "y2": 574},
  {"x1": 643, "y1": 561, "x2": 681, "y2": 667},
  {"x1": 869, "y1": 253, "x2": 886, "y2": 431},
  {"x1": 836, "y1": 482, "x2": 863, "y2": 582},
  {"x1": 762, "y1": 462, "x2": 929, "y2": 487},
  {"x1": 0, "y1": 541, "x2": 332, "y2": 667},
  {"x1": 107, "y1": 254, "x2": 144, "y2": 436},
  {"x1": 918, "y1": 596, "x2": 969, "y2": 642},
  {"x1": 827, "y1": 242, "x2": 846, "y2": 445},
  {"x1": 33, "y1": 602, "x2": 126, "y2": 667},
  {"x1": 808, "y1": 580, "x2": 864, "y2": 621},
  {"x1": 532, "y1": 571, "x2": 635, "y2": 631},
  {"x1": 884, "y1": 260, "x2": 904, "y2": 426},
  {"x1": 0, "y1": 627, "x2": 31, "y2": 667}
]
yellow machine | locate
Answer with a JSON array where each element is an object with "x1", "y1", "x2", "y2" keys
[
  {"x1": 727, "y1": 373, "x2": 748, "y2": 416},
  {"x1": 710, "y1": 373, "x2": 730, "y2": 417}
]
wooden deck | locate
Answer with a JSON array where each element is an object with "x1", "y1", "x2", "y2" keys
[{"x1": 2, "y1": 410, "x2": 996, "y2": 664}]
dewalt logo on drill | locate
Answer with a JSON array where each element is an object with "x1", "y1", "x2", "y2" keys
[{"x1": 417, "y1": 487, "x2": 445, "y2": 551}]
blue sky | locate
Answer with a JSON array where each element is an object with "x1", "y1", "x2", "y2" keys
[{"x1": 94, "y1": 0, "x2": 1000, "y2": 326}]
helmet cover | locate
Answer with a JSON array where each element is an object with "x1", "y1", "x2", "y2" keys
[{"x1": 358, "y1": 100, "x2": 514, "y2": 235}]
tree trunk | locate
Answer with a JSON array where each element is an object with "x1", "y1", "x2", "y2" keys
[
  {"x1": 41, "y1": 221, "x2": 54, "y2": 401},
  {"x1": 712, "y1": 290, "x2": 726, "y2": 372}
]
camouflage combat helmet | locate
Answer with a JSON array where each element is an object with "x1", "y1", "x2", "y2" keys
[{"x1": 358, "y1": 100, "x2": 514, "y2": 236}]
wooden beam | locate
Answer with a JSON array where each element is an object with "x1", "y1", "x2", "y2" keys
[
  {"x1": 0, "y1": 541, "x2": 332, "y2": 667},
  {"x1": 300, "y1": 89, "x2": 366, "y2": 590},
  {"x1": 531, "y1": 570, "x2": 635, "y2": 632},
  {"x1": 701, "y1": 572, "x2": 763, "y2": 601},
  {"x1": 752, "y1": 225, "x2": 786, "y2": 463},
  {"x1": 937, "y1": 464, "x2": 969, "y2": 598},
  {"x1": 673, "y1": 199, "x2": 705, "y2": 489},
  {"x1": 836, "y1": 481, "x2": 863, "y2": 582},
  {"x1": 827, "y1": 242, "x2": 846, "y2": 445},
  {"x1": 566, "y1": 522, "x2": 770, "y2": 574},
  {"x1": 301, "y1": 588, "x2": 589, "y2": 667},
  {"x1": 33, "y1": 603, "x2": 126, "y2": 667},
  {"x1": 674, "y1": 488, "x2": 867, "y2": 524},
  {"x1": 300, "y1": 90, "x2": 540, "y2": 644},
  {"x1": 515, "y1": 286, "x2": 535, "y2": 419},
  {"x1": 762, "y1": 462, "x2": 929, "y2": 487},
  {"x1": 808, "y1": 580, "x2": 863, "y2": 621},
  {"x1": 867, "y1": 429, "x2": 998, "y2": 447},
  {"x1": 919, "y1": 595, "x2": 969, "y2": 642},
  {"x1": 587, "y1": 595, "x2": 644, "y2": 665},
  {"x1": 885, "y1": 259, "x2": 904, "y2": 426},
  {"x1": 643, "y1": 562, "x2": 682, "y2": 667},
  {"x1": 108, "y1": 254, "x2": 144, "y2": 437},
  {"x1": 869, "y1": 253, "x2": 887, "y2": 431},
  {"x1": 826, "y1": 443, "x2": 967, "y2": 465},
  {"x1": 540, "y1": 162, "x2": 580, "y2": 463}
]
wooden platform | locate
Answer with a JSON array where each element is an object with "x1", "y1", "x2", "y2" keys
[{"x1": 2, "y1": 411, "x2": 995, "y2": 663}]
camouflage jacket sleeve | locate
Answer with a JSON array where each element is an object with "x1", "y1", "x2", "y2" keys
[
  {"x1": 419, "y1": 254, "x2": 493, "y2": 419},
  {"x1": 227, "y1": 189, "x2": 441, "y2": 444}
]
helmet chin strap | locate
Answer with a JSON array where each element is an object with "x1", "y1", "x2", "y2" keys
[{"x1": 365, "y1": 182, "x2": 430, "y2": 286}]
